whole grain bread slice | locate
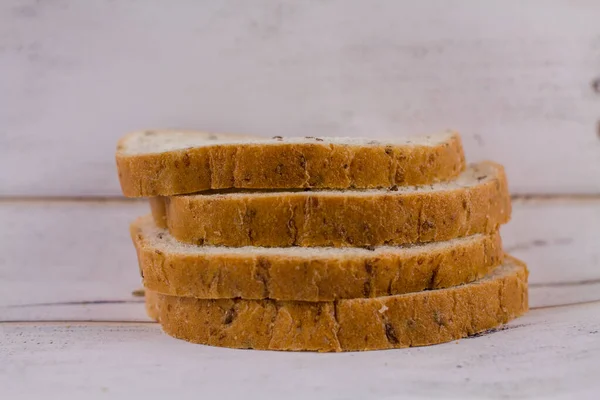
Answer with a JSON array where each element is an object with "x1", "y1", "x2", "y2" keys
[
  {"x1": 145, "y1": 256, "x2": 528, "y2": 352},
  {"x1": 132, "y1": 215, "x2": 503, "y2": 301},
  {"x1": 116, "y1": 130, "x2": 465, "y2": 197},
  {"x1": 152, "y1": 161, "x2": 510, "y2": 247}
]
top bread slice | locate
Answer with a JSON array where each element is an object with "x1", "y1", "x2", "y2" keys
[{"x1": 116, "y1": 130, "x2": 466, "y2": 197}]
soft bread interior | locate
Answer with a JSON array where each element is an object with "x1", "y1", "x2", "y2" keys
[{"x1": 119, "y1": 130, "x2": 458, "y2": 155}]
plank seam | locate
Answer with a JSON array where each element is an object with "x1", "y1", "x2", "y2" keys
[{"x1": 2, "y1": 298, "x2": 600, "y2": 324}]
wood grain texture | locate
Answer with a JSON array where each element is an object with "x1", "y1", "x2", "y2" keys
[
  {"x1": 0, "y1": 201, "x2": 147, "y2": 307},
  {"x1": 2, "y1": 302, "x2": 599, "y2": 399},
  {"x1": 1, "y1": 0, "x2": 599, "y2": 196},
  {"x1": 0, "y1": 200, "x2": 598, "y2": 322},
  {"x1": 502, "y1": 199, "x2": 600, "y2": 285}
]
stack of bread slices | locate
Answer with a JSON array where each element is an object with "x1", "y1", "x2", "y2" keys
[{"x1": 116, "y1": 131, "x2": 528, "y2": 352}]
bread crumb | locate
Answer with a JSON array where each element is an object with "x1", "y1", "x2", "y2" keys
[{"x1": 378, "y1": 305, "x2": 389, "y2": 314}]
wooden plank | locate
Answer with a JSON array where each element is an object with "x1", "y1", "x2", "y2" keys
[
  {"x1": 1, "y1": 302, "x2": 599, "y2": 399},
  {"x1": 1, "y1": 0, "x2": 599, "y2": 196},
  {"x1": 0, "y1": 301, "x2": 147, "y2": 323},
  {"x1": 0, "y1": 200, "x2": 146, "y2": 307},
  {"x1": 1, "y1": 199, "x2": 599, "y2": 322},
  {"x1": 502, "y1": 199, "x2": 600, "y2": 284}
]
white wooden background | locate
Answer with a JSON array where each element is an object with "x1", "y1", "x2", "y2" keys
[{"x1": 1, "y1": 1, "x2": 599, "y2": 399}]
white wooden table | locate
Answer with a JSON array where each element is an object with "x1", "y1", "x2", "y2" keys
[{"x1": 1, "y1": 1, "x2": 599, "y2": 399}]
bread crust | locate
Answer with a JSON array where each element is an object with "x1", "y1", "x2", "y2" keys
[
  {"x1": 117, "y1": 131, "x2": 466, "y2": 197},
  {"x1": 132, "y1": 215, "x2": 504, "y2": 301},
  {"x1": 152, "y1": 162, "x2": 511, "y2": 247},
  {"x1": 145, "y1": 257, "x2": 528, "y2": 352}
]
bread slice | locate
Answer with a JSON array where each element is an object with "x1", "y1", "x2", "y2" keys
[
  {"x1": 152, "y1": 161, "x2": 510, "y2": 247},
  {"x1": 116, "y1": 131, "x2": 466, "y2": 197},
  {"x1": 145, "y1": 256, "x2": 528, "y2": 352},
  {"x1": 132, "y1": 215, "x2": 503, "y2": 301}
]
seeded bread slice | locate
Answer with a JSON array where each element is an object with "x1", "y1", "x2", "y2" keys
[
  {"x1": 145, "y1": 257, "x2": 528, "y2": 352},
  {"x1": 116, "y1": 131, "x2": 466, "y2": 197},
  {"x1": 152, "y1": 161, "x2": 510, "y2": 247},
  {"x1": 132, "y1": 215, "x2": 503, "y2": 301}
]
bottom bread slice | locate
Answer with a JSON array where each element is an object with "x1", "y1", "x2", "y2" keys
[{"x1": 146, "y1": 256, "x2": 528, "y2": 352}]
